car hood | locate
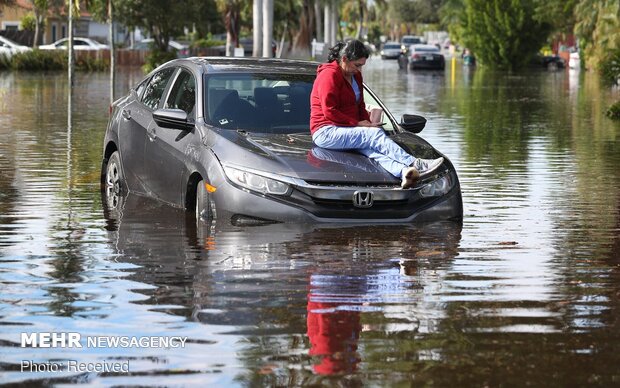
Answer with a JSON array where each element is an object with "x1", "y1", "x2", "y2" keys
[{"x1": 211, "y1": 130, "x2": 435, "y2": 184}]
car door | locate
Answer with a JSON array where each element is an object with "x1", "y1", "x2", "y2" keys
[
  {"x1": 118, "y1": 67, "x2": 176, "y2": 195},
  {"x1": 144, "y1": 68, "x2": 197, "y2": 206}
]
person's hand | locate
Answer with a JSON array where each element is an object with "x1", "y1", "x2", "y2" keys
[{"x1": 358, "y1": 120, "x2": 383, "y2": 127}]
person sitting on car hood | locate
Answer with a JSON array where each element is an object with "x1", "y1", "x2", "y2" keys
[{"x1": 309, "y1": 39, "x2": 443, "y2": 189}]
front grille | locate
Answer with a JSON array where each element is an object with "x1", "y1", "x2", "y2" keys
[
  {"x1": 303, "y1": 181, "x2": 400, "y2": 189},
  {"x1": 312, "y1": 198, "x2": 409, "y2": 207}
]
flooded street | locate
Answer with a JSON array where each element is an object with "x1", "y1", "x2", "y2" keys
[{"x1": 1, "y1": 58, "x2": 620, "y2": 386}]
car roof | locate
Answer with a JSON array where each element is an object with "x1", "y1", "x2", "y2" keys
[
  {"x1": 53, "y1": 37, "x2": 98, "y2": 43},
  {"x1": 161, "y1": 57, "x2": 320, "y2": 75},
  {"x1": 137, "y1": 38, "x2": 187, "y2": 48},
  {"x1": 0, "y1": 35, "x2": 23, "y2": 46}
]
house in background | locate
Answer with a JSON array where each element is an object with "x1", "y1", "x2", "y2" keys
[{"x1": 0, "y1": 0, "x2": 124, "y2": 46}]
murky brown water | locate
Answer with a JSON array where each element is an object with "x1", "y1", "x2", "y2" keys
[{"x1": 1, "y1": 59, "x2": 620, "y2": 386}]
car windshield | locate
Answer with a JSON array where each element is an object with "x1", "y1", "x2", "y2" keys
[
  {"x1": 384, "y1": 44, "x2": 400, "y2": 49},
  {"x1": 204, "y1": 73, "x2": 315, "y2": 134}
]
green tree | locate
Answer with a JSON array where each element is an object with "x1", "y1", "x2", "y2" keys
[
  {"x1": 215, "y1": 0, "x2": 244, "y2": 55},
  {"x1": 191, "y1": 0, "x2": 224, "y2": 39},
  {"x1": 114, "y1": 0, "x2": 196, "y2": 52},
  {"x1": 439, "y1": 0, "x2": 466, "y2": 43},
  {"x1": 461, "y1": 0, "x2": 552, "y2": 70},
  {"x1": 574, "y1": 0, "x2": 620, "y2": 69},
  {"x1": 534, "y1": 0, "x2": 578, "y2": 36},
  {"x1": 20, "y1": 13, "x2": 38, "y2": 32},
  {"x1": 28, "y1": 0, "x2": 49, "y2": 47},
  {"x1": 389, "y1": 0, "x2": 441, "y2": 26}
]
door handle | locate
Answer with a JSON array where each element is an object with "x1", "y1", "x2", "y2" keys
[{"x1": 122, "y1": 109, "x2": 131, "y2": 120}]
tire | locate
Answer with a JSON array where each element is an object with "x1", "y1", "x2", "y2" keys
[
  {"x1": 102, "y1": 151, "x2": 126, "y2": 214},
  {"x1": 195, "y1": 179, "x2": 215, "y2": 222},
  {"x1": 105, "y1": 151, "x2": 124, "y2": 194}
]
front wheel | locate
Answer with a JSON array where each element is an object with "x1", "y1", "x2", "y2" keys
[
  {"x1": 104, "y1": 151, "x2": 125, "y2": 210},
  {"x1": 196, "y1": 179, "x2": 216, "y2": 222}
]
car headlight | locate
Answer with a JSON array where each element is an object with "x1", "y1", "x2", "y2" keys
[
  {"x1": 223, "y1": 166, "x2": 291, "y2": 195},
  {"x1": 420, "y1": 175, "x2": 453, "y2": 198}
]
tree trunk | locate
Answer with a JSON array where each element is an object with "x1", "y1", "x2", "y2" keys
[
  {"x1": 330, "y1": 0, "x2": 338, "y2": 45},
  {"x1": 253, "y1": 0, "x2": 263, "y2": 57},
  {"x1": 33, "y1": 9, "x2": 41, "y2": 47},
  {"x1": 262, "y1": 0, "x2": 273, "y2": 57},
  {"x1": 225, "y1": 8, "x2": 240, "y2": 56},
  {"x1": 314, "y1": 0, "x2": 322, "y2": 42},
  {"x1": 293, "y1": 0, "x2": 312, "y2": 56},
  {"x1": 324, "y1": 3, "x2": 331, "y2": 46},
  {"x1": 356, "y1": 0, "x2": 364, "y2": 40}
]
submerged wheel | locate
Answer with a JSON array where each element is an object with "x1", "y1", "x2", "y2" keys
[
  {"x1": 195, "y1": 179, "x2": 215, "y2": 222},
  {"x1": 104, "y1": 151, "x2": 125, "y2": 210}
]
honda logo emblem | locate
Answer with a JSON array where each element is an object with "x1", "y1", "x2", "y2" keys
[{"x1": 352, "y1": 191, "x2": 374, "y2": 208}]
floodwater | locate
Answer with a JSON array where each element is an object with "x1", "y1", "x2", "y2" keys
[{"x1": 1, "y1": 58, "x2": 620, "y2": 386}]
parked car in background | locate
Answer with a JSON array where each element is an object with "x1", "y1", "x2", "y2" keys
[
  {"x1": 0, "y1": 35, "x2": 31, "y2": 57},
  {"x1": 132, "y1": 38, "x2": 190, "y2": 58},
  {"x1": 400, "y1": 35, "x2": 424, "y2": 53},
  {"x1": 380, "y1": 42, "x2": 403, "y2": 59},
  {"x1": 101, "y1": 57, "x2": 462, "y2": 224},
  {"x1": 408, "y1": 44, "x2": 445, "y2": 70},
  {"x1": 39, "y1": 37, "x2": 109, "y2": 51},
  {"x1": 530, "y1": 54, "x2": 565, "y2": 70}
]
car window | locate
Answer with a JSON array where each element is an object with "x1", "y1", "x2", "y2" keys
[
  {"x1": 141, "y1": 67, "x2": 175, "y2": 110},
  {"x1": 164, "y1": 69, "x2": 196, "y2": 117},
  {"x1": 134, "y1": 78, "x2": 149, "y2": 99}
]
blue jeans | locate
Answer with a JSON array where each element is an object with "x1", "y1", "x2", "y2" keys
[{"x1": 312, "y1": 125, "x2": 415, "y2": 178}]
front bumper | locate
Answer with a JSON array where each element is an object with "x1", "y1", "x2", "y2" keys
[{"x1": 210, "y1": 167, "x2": 463, "y2": 223}]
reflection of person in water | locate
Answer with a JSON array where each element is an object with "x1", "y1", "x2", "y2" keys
[
  {"x1": 307, "y1": 300, "x2": 361, "y2": 375},
  {"x1": 306, "y1": 274, "x2": 363, "y2": 375}
]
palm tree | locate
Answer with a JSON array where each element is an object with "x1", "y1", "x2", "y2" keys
[{"x1": 217, "y1": 0, "x2": 244, "y2": 56}]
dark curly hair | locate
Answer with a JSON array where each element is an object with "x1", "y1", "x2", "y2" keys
[{"x1": 327, "y1": 39, "x2": 370, "y2": 63}]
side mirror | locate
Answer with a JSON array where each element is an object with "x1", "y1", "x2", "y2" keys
[
  {"x1": 153, "y1": 108, "x2": 193, "y2": 130},
  {"x1": 399, "y1": 114, "x2": 426, "y2": 133}
]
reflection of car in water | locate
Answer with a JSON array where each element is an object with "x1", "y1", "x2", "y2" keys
[
  {"x1": 101, "y1": 57, "x2": 462, "y2": 225},
  {"x1": 102, "y1": 189, "x2": 462, "y2": 375}
]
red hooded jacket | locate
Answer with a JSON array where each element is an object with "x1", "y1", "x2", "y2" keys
[{"x1": 310, "y1": 61, "x2": 371, "y2": 135}]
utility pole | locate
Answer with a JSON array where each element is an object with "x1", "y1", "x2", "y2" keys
[
  {"x1": 68, "y1": 0, "x2": 74, "y2": 88},
  {"x1": 108, "y1": 0, "x2": 115, "y2": 105}
]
